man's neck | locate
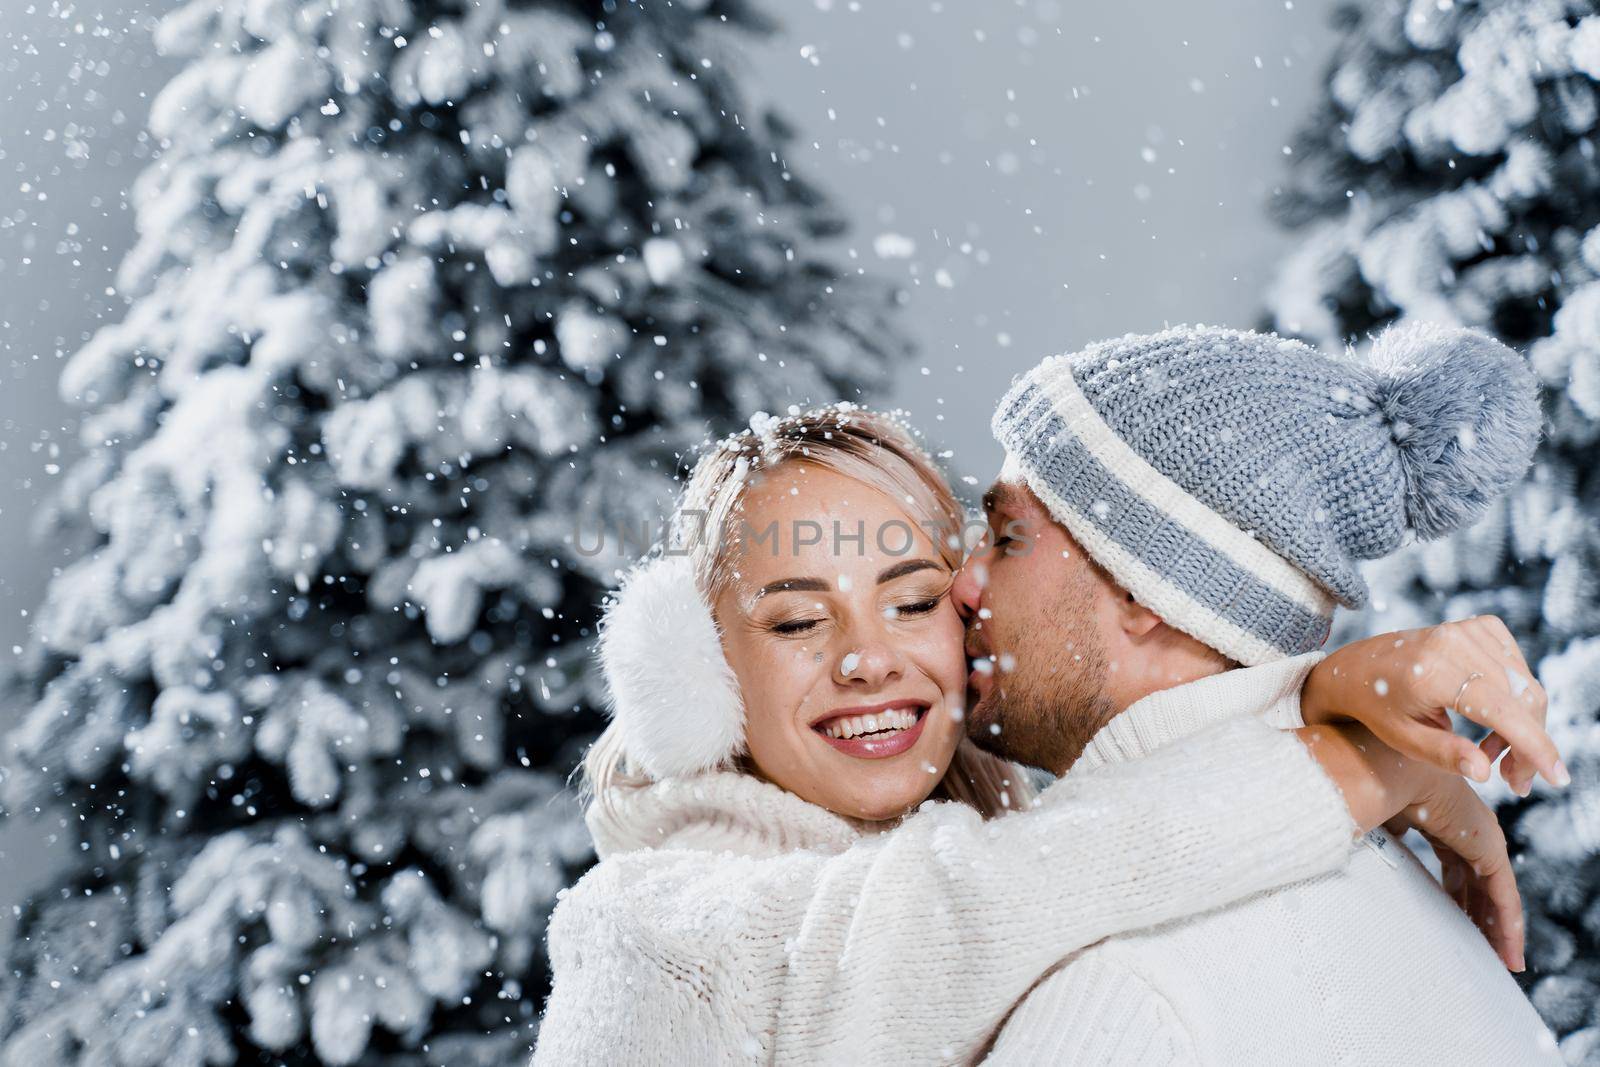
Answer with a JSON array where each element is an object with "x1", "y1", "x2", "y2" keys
[
  {"x1": 1066, "y1": 651, "x2": 1321, "y2": 779},
  {"x1": 1050, "y1": 652, "x2": 1231, "y2": 777},
  {"x1": 1112, "y1": 659, "x2": 1230, "y2": 716}
]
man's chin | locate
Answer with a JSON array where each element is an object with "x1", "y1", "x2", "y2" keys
[
  {"x1": 962, "y1": 691, "x2": 1004, "y2": 750},
  {"x1": 964, "y1": 692, "x2": 1049, "y2": 770}
]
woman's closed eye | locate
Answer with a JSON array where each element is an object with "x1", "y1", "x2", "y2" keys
[
  {"x1": 883, "y1": 571, "x2": 954, "y2": 620},
  {"x1": 886, "y1": 597, "x2": 941, "y2": 619},
  {"x1": 752, "y1": 597, "x2": 830, "y2": 637},
  {"x1": 770, "y1": 615, "x2": 825, "y2": 636}
]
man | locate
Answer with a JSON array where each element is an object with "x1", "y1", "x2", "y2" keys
[{"x1": 955, "y1": 322, "x2": 1562, "y2": 1063}]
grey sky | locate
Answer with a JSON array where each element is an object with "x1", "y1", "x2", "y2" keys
[{"x1": 746, "y1": 0, "x2": 1337, "y2": 485}]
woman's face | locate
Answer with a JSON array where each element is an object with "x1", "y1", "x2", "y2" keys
[{"x1": 714, "y1": 462, "x2": 967, "y2": 822}]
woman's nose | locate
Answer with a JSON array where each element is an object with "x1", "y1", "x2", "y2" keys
[{"x1": 836, "y1": 628, "x2": 904, "y2": 688}]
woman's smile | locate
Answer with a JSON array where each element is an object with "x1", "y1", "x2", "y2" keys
[{"x1": 810, "y1": 699, "x2": 930, "y2": 759}]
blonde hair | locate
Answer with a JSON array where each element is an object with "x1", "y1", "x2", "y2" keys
[{"x1": 581, "y1": 405, "x2": 1036, "y2": 822}]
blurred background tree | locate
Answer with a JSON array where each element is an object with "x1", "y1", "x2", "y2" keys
[
  {"x1": 1268, "y1": 0, "x2": 1600, "y2": 1059},
  {"x1": 0, "y1": 0, "x2": 903, "y2": 1062}
]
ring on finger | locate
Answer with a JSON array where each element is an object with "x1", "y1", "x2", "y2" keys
[{"x1": 1452, "y1": 671, "x2": 1485, "y2": 714}]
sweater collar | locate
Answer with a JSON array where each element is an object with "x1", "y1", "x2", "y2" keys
[
  {"x1": 585, "y1": 768, "x2": 890, "y2": 860},
  {"x1": 1075, "y1": 651, "x2": 1325, "y2": 773}
]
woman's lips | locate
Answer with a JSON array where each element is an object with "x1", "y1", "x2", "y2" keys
[{"x1": 812, "y1": 703, "x2": 929, "y2": 760}]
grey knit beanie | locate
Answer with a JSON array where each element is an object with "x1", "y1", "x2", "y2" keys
[{"x1": 990, "y1": 322, "x2": 1542, "y2": 666}]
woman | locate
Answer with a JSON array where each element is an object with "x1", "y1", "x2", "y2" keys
[{"x1": 534, "y1": 406, "x2": 1548, "y2": 1065}]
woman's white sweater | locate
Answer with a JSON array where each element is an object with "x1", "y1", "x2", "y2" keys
[{"x1": 532, "y1": 660, "x2": 1356, "y2": 1065}]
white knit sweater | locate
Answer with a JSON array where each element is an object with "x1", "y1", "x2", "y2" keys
[
  {"x1": 532, "y1": 656, "x2": 1360, "y2": 1065},
  {"x1": 982, "y1": 660, "x2": 1562, "y2": 1066}
]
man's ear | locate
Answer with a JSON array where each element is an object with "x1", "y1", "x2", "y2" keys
[{"x1": 1116, "y1": 589, "x2": 1163, "y2": 639}]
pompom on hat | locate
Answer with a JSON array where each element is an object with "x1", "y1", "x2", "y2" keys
[
  {"x1": 1362, "y1": 322, "x2": 1541, "y2": 541},
  {"x1": 991, "y1": 321, "x2": 1542, "y2": 667},
  {"x1": 595, "y1": 554, "x2": 745, "y2": 780}
]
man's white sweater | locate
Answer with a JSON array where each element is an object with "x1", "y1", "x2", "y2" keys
[{"x1": 983, "y1": 657, "x2": 1561, "y2": 1066}]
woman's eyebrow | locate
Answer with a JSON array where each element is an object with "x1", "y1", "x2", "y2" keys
[
  {"x1": 876, "y1": 559, "x2": 942, "y2": 584},
  {"x1": 754, "y1": 576, "x2": 831, "y2": 599}
]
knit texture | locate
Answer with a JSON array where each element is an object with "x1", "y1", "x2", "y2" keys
[
  {"x1": 991, "y1": 322, "x2": 1540, "y2": 665},
  {"x1": 1074, "y1": 651, "x2": 1323, "y2": 773},
  {"x1": 982, "y1": 954, "x2": 1191, "y2": 1065},
  {"x1": 532, "y1": 707, "x2": 1356, "y2": 1065},
  {"x1": 984, "y1": 662, "x2": 1562, "y2": 1067}
]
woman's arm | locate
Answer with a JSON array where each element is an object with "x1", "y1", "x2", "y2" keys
[
  {"x1": 764, "y1": 714, "x2": 1464, "y2": 1064},
  {"x1": 536, "y1": 715, "x2": 1506, "y2": 1066}
]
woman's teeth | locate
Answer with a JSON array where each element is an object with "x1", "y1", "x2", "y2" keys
[{"x1": 820, "y1": 708, "x2": 920, "y2": 740}]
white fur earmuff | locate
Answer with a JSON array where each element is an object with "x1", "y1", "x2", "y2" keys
[{"x1": 596, "y1": 554, "x2": 746, "y2": 779}]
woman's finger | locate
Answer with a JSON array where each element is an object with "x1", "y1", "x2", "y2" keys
[
  {"x1": 1449, "y1": 668, "x2": 1565, "y2": 788},
  {"x1": 1478, "y1": 856, "x2": 1526, "y2": 971},
  {"x1": 1507, "y1": 750, "x2": 1539, "y2": 797},
  {"x1": 1374, "y1": 720, "x2": 1490, "y2": 781},
  {"x1": 1479, "y1": 731, "x2": 1509, "y2": 762},
  {"x1": 1501, "y1": 750, "x2": 1529, "y2": 797},
  {"x1": 1461, "y1": 877, "x2": 1495, "y2": 963},
  {"x1": 1461, "y1": 619, "x2": 1548, "y2": 726},
  {"x1": 1460, "y1": 615, "x2": 1531, "y2": 676},
  {"x1": 1440, "y1": 853, "x2": 1469, "y2": 913},
  {"x1": 1420, "y1": 780, "x2": 1525, "y2": 970},
  {"x1": 1475, "y1": 733, "x2": 1533, "y2": 796}
]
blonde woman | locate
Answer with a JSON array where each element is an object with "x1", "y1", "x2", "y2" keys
[{"x1": 533, "y1": 406, "x2": 1539, "y2": 1065}]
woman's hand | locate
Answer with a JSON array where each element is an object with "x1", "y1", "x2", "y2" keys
[
  {"x1": 1301, "y1": 615, "x2": 1563, "y2": 796},
  {"x1": 1385, "y1": 778, "x2": 1521, "y2": 971},
  {"x1": 1298, "y1": 724, "x2": 1524, "y2": 971}
]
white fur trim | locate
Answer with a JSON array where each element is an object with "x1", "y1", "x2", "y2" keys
[{"x1": 597, "y1": 555, "x2": 745, "y2": 779}]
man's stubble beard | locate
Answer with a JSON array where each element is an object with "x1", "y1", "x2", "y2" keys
[{"x1": 965, "y1": 572, "x2": 1118, "y2": 776}]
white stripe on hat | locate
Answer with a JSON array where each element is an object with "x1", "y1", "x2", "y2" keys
[{"x1": 999, "y1": 451, "x2": 1294, "y2": 667}]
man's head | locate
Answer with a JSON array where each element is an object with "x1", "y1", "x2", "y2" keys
[
  {"x1": 959, "y1": 321, "x2": 1542, "y2": 773},
  {"x1": 951, "y1": 477, "x2": 1231, "y2": 774}
]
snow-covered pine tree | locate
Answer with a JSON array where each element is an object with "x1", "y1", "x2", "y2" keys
[
  {"x1": 1267, "y1": 1, "x2": 1600, "y2": 1058},
  {"x1": 0, "y1": 1, "x2": 902, "y2": 1063}
]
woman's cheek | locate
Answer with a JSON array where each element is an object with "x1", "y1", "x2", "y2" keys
[
  {"x1": 915, "y1": 606, "x2": 969, "y2": 697},
  {"x1": 726, "y1": 636, "x2": 780, "y2": 756},
  {"x1": 748, "y1": 639, "x2": 825, "y2": 740}
]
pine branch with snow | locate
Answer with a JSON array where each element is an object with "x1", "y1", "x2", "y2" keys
[
  {"x1": 1268, "y1": 2, "x2": 1600, "y2": 1059},
  {"x1": 0, "y1": 0, "x2": 905, "y2": 1062}
]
